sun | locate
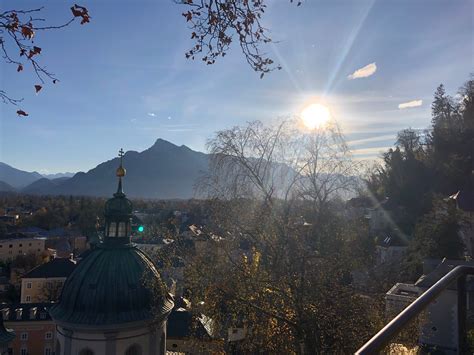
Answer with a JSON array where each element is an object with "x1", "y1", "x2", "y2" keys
[{"x1": 300, "y1": 103, "x2": 331, "y2": 130}]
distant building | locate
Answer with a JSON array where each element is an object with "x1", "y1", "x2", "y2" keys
[
  {"x1": 21, "y1": 257, "x2": 77, "y2": 303},
  {"x1": 2, "y1": 303, "x2": 55, "y2": 355},
  {"x1": 385, "y1": 259, "x2": 474, "y2": 354},
  {"x1": 0, "y1": 215, "x2": 19, "y2": 226},
  {"x1": 0, "y1": 234, "x2": 45, "y2": 262},
  {"x1": 449, "y1": 190, "x2": 474, "y2": 256},
  {"x1": 375, "y1": 234, "x2": 408, "y2": 266},
  {"x1": 385, "y1": 283, "x2": 419, "y2": 319},
  {"x1": 167, "y1": 302, "x2": 222, "y2": 354}
]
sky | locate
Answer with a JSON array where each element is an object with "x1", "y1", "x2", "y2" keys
[{"x1": 0, "y1": 0, "x2": 472, "y2": 174}]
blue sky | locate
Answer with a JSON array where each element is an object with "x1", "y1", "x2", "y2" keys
[{"x1": 1, "y1": 0, "x2": 472, "y2": 173}]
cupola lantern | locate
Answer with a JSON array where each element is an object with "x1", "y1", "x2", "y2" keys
[{"x1": 103, "y1": 148, "x2": 133, "y2": 244}]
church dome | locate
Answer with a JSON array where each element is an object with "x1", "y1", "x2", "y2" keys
[
  {"x1": 50, "y1": 244, "x2": 173, "y2": 326},
  {"x1": 50, "y1": 148, "x2": 174, "y2": 327}
]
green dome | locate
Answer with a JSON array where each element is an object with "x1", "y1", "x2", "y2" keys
[{"x1": 50, "y1": 244, "x2": 173, "y2": 326}]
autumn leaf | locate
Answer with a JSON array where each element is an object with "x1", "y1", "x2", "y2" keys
[
  {"x1": 21, "y1": 25, "x2": 35, "y2": 39},
  {"x1": 28, "y1": 46, "x2": 42, "y2": 58},
  {"x1": 183, "y1": 11, "x2": 193, "y2": 22},
  {"x1": 71, "y1": 4, "x2": 90, "y2": 25},
  {"x1": 71, "y1": 6, "x2": 82, "y2": 17},
  {"x1": 34, "y1": 85, "x2": 42, "y2": 93},
  {"x1": 53, "y1": 79, "x2": 58, "y2": 84},
  {"x1": 17, "y1": 110, "x2": 29, "y2": 117},
  {"x1": 17, "y1": 64, "x2": 23, "y2": 72}
]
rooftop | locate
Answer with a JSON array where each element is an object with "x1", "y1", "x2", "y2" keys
[
  {"x1": 1, "y1": 303, "x2": 52, "y2": 322},
  {"x1": 23, "y1": 257, "x2": 77, "y2": 279}
]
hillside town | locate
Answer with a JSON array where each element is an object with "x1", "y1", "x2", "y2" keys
[{"x1": 1, "y1": 0, "x2": 473, "y2": 354}]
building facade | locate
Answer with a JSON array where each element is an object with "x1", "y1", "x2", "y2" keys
[
  {"x1": 21, "y1": 257, "x2": 77, "y2": 303},
  {"x1": 0, "y1": 235, "x2": 45, "y2": 262},
  {"x1": 2, "y1": 303, "x2": 54, "y2": 355}
]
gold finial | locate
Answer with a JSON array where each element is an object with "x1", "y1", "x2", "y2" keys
[{"x1": 116, "y1": 148, "x2": 126, "y2": 177}]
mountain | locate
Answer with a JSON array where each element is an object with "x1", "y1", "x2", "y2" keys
[
  {"x1": 41, "y1": 172, "x2": 75, "y2": 179},
  {"x1": 0, "y1": 162, "x2": 42, "y2": 188},
  {"x1": 22, "y1": 177, "x2": 69, "y2": 195},
  {"x1": 0, "y1": 180, "x2": 16, "y2": 192},
  {"x1": 28, "y1": 139, "x2": 210, "y2": 199}
]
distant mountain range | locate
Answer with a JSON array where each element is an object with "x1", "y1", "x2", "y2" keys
[
  {"x1": 0, "y1": 138, "x2": 361, "y2": 200},
  {"x1": 41, "y1": 172, "x2": 75, "y2": 179},
  {"x1": 0, "y1": 162, "x2": 43, "y2": 189},
  {"x1": 0, "y1": 139, "x2": 209, "y2": 199}
]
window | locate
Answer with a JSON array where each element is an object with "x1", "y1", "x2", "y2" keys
[
  {"x1": 45, "y1": 332, "x2": 52, "y2": 340},
  {"x1": 26, "y1": 282, "x2": 32, "y2": 289},
  {"x1": 26, "y1": 296, "x2": 31, "y2": 302},
  {"x1": 125, "y1": 344, "x2": 142, "y2": 355},
  {"x1": 108, "y1": 222, "x2": 116, "y2": 237},
  {"x1": 21, "y1": 348, "x2": 27, "y2": 355},
  {"x1": 46, "y1": 282, "x2": 52, "y2": 289},
  {"x1": 20, "y1": 332, "x2": 28, "y2": 340},
  {"x1": 40, "y1": 312, "x2": 47, "y2": 320},
  {"x1": 19, "y1": 244, "x2": 22, "y2": 247},
  {"x1": 118, "y1": 222, "x2": 126, "y2": 237},
  {"x1": 19, "y1": 250, "x2": 22, "y2": 254},
  {"x1": 9, "y1": 245, "x2": 12, "y2": 248},
  {"x1": 44, "y1": 347, "x2": 52, "y2": 355},
  {"x1": 29, "y1": 243, "x2": 32, "y2": 247},
  {"x1": 79, "y1": 349, "x2": 94, "y2": 355}
]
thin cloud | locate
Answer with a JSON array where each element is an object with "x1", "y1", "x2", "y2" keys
[
  {"x1": 351, "y1": 146, "x2": 391, "y2": 156},
  {"x1": 398, "y1": 100, "x2": 423, "y2": 109},
  {"x1": 147, "y1": 112, "x2": 156, "y2": 117},
  {"x1": 348, "y1": 62, "x2": 377, "y2": 79},
  {"x1": 347, "y1": 134, "x2": 396, "y2": 146}
]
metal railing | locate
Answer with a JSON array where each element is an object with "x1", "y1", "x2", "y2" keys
[{"x1": 356, "y1": 265, "x2": 474, "y2": 355}]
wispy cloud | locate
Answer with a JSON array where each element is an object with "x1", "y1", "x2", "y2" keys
[
  {"x1": 398, "y1": 100, "x2": 423, "y2": 109},
  {"x1": 351, "y1": 146, "x2": 391, "y2": 156},
  {"x1": 347, "y1": 134, "x2": 396, "y2": 147},
  {"x1": 348, "y1": 62, "x2": 377, "y2": 80},
  {"x1": 147, "y1": 112, "x2": 156, "y2": 117}
]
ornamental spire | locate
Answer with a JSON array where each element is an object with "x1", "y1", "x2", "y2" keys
[{"x1": 115, "y1": 148, "x2": 126, "y2": 196}]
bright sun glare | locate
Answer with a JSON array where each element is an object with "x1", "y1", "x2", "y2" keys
[{"x1": 300, "y1": 103, "x2": 331, "y2": 130}]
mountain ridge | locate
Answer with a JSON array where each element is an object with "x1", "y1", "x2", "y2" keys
[{"x1": 18, "y1": 139, "x2": 209, "y2": 199}]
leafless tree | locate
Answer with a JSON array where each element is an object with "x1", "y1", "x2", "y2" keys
[
  {"x1": 187, "y1": 119, "x2": 378, "y2": 353},
  {"x1": 202, "y1": 118, "x2": 359, "y2": 211}
]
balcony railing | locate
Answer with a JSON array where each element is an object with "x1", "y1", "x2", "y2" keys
[{"x1": 356, "y1": 265, "x2": 474, "y2": 355}]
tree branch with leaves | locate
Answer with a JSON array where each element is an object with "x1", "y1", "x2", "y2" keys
[
  {"x1": 178, "y1": 0, "x2": 303, "y2": 77},
  {"x1": 0, "y1": 4, "x2": 90, "y2": 116}
]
